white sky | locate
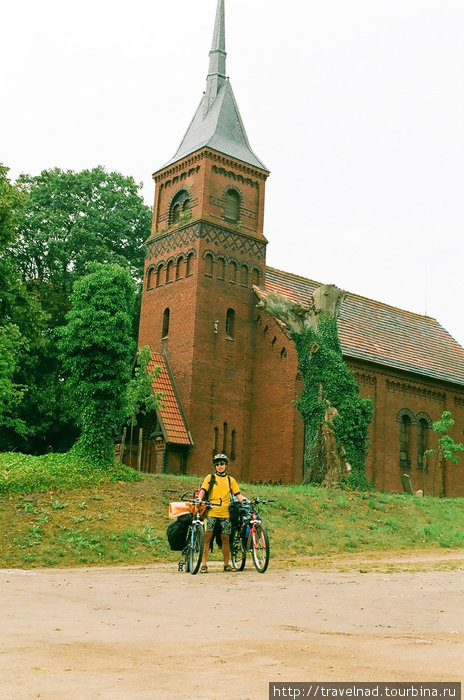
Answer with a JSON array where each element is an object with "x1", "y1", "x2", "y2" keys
[{"x1": 3, "y1": 0, "x2": 464, "y2": 348}]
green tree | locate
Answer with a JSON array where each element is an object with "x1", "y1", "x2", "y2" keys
[
  {"x1": 58, "y1": 263, "x2": 138, "y2": 466},
  {"x1": 0, "y1": 165, "x2": 46, "y2": 440},
  {"x1": 2, "y1": 166, "x2": 151, "y2": 453},
  {"x1": 425, "y1": 411, "x2": 464, "y2": 497},
  {"x1": 12, "y1": 165, "x2": 151, "y2": 328}
]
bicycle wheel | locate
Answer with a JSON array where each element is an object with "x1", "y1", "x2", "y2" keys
[
  {"x1": 249, "y1": 524, "x2": 270, "y2": 573},
  {"x1": 230, "y1": 528, "x2": 246, "y2": 571},
  {"x1": 188, "y1": 523, "x2": 204, "y2": 575}
]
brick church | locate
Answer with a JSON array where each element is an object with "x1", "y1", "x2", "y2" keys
[{"x1": 136, "y1": 0, "x2": 464, "y2": 497}]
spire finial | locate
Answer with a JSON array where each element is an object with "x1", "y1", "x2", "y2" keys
[{"x1": 204, "y1": 0, "x2": 227, "y2": 113}]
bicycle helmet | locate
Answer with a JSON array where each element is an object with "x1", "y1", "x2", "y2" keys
[{"x1": 213, "y1": 453, "x2": 229, "y2": 464}]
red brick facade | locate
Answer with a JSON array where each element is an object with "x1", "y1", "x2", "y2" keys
[
  {"x1": 137, "y1": 142, "x2": 464, "y2": 496},
  {"x1": 136, "y1": 1, "x2": 464, "y2": 496}
]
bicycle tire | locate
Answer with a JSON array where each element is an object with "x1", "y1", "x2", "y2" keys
[
  {"x1": 230, "y1": 528, "x2": 246, "y2": 571},
  {"x1": 249, "y1": 524, "x2": 270, "y2": 573},
  {"x1": 189, "y1": 523, "x2": 204, "y2": 575}
]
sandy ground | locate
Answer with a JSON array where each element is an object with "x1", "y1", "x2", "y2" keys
[{"x1": 1, "y1": 552, "x2": 463, "y2": 700}]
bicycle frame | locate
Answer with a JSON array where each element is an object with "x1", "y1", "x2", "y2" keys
[{"x1": 177, "y1": 495, "x2": 221, "y2": 574}]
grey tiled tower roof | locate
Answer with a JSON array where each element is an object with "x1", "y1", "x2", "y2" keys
[{"x1": 164, "y1": 0, "x2": 268, "y2": 172}]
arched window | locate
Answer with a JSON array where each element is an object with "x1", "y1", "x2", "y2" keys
[
  {"x1": 204, "y1": 253, "x2": 214, "y2": 277},
  {"x1": 230, "y1": 429, "x2": 236, "y2": 460},
  {"x1": 170, "y1": 190, "x2": 190, "y2": 225},
  {"x1": 226, "y1": 308, "x2": 235, "y2": 339},
  {"x1": 217, "y1": 258, "x2": 225, "y2": 280},
  {"x1": 186, "y1": 252, "x2": 194, "y2": 276},
  {"x1": 400, "y1": 415, "x2": 411, "y2": 468},
  {"x1": 166, "y1": 260, "x2": 174, "y2": 283},
  {"x1": 156, "y1": 263, "x2": 164, "y2": 287},
  {"x1": 251, "y1": 268, "x2": 260, "y2": 286},
  {"x1": 417, "y1": 419, "x2": 429, "y2": 470},
  {"x1": 222, "y1": 421, "x2": 228, "y2": 453},
  {"x1": 228, "y1": 260, "x2": 237, "y2": 283},
  {"x1": 240, "y1": 265, "x2": 248, "y2": 287},
  {"x1": 146, "y1": 267, "x2": 155, "y2": 290},
  {"x1": 176, "y1": 256, "x2": 184, "y2": 280},
  {"x1": 162, "y1": 308, "x2": 170, "y2": 339},
  {"x1": 224, "y1": 189, "x2": 240, "y2": 222}
]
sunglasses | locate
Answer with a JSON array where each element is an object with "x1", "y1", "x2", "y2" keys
[{"x1": 215, "y1": 461, "x2": 227, "y2": 466}]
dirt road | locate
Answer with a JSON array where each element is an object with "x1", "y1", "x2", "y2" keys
[{"x1": 1, "y1": 552, "x2": 463, "y2": 700}]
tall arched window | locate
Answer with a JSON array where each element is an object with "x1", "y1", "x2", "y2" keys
[
  {"x1": 186, "y1": 252, "x2": 195, "y2": 276},
  {"x1": 240, "y1": 265, "x2": 248, "y2": 287},
  {"x1": 228, "y1": 260, "x2": 237, "y2": 283},
  {"x1": 226, "y1": 308, "x2": 235, "y2": 339},
  {"x1": 222, "y1": 421, "x2": 228, "y2": 453},
  {"x1": 417, "y1": 419, "x2": 428, "y2": 470},
  {"x1": 224, "y1": 189, "x2": 240, "y2": 222},
  {"x1": 166, "y1": 260, "x2": 174, "y2": 283},
  {"x1": 156, "y1": 263, "x2": 164, "y2": 287},
  {"x1": 217, "y1": 258, "x2": 225, "y2": 280},
  {"x1": 400, "y1": 415, "x2": 411, "y2": 468},
  {"x1": 146, "y1": 267, "x2": 155, "y2": 290},
  {"x1": 204, "y1": 253, "x2": 213, "y2": 277},
  {"x1": 162, "y1": 308, "x2": 170, "y2": 339},
  {"x1": 170, "y1": 190, "x2": 190, "y2": 225},
  {"x1": 251, "y1": 268, "x2": 260, "y2": 286},
  {"x1": 176, "y1": 256, "x2": 184, "y2": 280}
]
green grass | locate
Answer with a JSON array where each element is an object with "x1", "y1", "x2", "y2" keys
[
  {"x1": 1, "y1": 452, "x2": 464, "y2": 569},
  {"x1": 0, "y1": 451, "x2": 140, "y2": 495}
]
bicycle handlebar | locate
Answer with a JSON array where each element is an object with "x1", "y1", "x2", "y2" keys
[{"x1": 180, "y1": 494, "x2": 222, "y2": 507}]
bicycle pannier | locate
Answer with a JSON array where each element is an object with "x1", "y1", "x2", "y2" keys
[{"x1": 166, "y1": 512, "x2": 192, "y2": 551}]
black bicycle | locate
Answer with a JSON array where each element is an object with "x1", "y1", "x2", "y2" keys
[
  {"x1": 231, "y1": 498, "x2": 274, "y2": 573},
  {"x1": 178, "y1": 494, "x2": 221, "y2": 575}
]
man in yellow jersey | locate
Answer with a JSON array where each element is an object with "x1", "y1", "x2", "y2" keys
[{"x1": 197, "y1": 453, "x2": 246, "y2": 573}]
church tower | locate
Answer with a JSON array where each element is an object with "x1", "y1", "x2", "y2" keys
[{"x1": 138, "y1": 0, "x2": 270, "y2": 477}]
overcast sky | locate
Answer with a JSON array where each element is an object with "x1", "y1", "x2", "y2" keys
[{"x1": 3, "y1": 0, "x2": 464, "y2": 348}]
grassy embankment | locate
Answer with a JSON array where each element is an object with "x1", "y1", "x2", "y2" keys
[{"x1": 1, "y1": 452, "x2": 464, "y2": 570}]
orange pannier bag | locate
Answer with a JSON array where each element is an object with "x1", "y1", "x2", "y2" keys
[
  {"x1": 168, "y1": 501, "x2": 207, "y2": 519},
  {"x1": 168, "y1": 502, "x2": 191, "y2": 519}
]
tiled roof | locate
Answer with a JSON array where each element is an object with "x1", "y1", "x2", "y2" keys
[
  {"x1": 148, "y1": 354, "x2": 192, "y2": 445},
  {"x1": 265, "y1": 267, "x2": 464, "y2": 388}
]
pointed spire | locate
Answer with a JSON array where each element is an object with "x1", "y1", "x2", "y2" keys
[
  {"x1": 204, "y1": 0, "x2": 227, "y2": 114},
  {"x1": 163, "y1": 0, "x2": 268, "y2": 172}
]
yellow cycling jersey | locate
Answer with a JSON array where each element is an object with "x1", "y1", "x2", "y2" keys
[{"x1": 201, "y1": 473, "x2": 240, "y2": 519}]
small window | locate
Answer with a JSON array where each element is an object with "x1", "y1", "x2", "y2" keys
[
  {"x1": 205, "y1": 253, "x2": 213, "y2": 277},
  {"x1": 162, "y1": 308, "x2": 170, "y2": 339},
  {"x1": 228, "y1": 261, "x2": 237, "y2": 284},
  {"x1": 217, "y1": 258, "x2": 225, "y2": 280},
  {"x1": 170, "y1": 190, "x2": 190, "y2": 225},
  {"x1": 166, "y1": 260, "x2": 174, "y2": 283},
  {"x1": 226, "y1": 308, "x2": 235, "y2": 339},
  {"x1": 147, "y1": 267, "x2": 155, "y2": 290},
  {"x1": 417, "y1": 419, "x2": 428, "y2": 470},
  {"x1": 224, "y1": 189, "x2": 240, "y2": 222},
  {"x1": 400, "y1": 415, "x2": 411, "y2": 468},
  {"x1": 222, "y1": 421, "x2": 228, "y2": 453},
  {"x1": 186, "y1": 252, "x2": 194, "y2": 276},
  {"x1": 230, "y1": 429, "x2": 236, "y2": 460},
  {"x1": 156, "y1": 263, "x2": 164, "y2": 287},
  {"x1": 176, "y1": 256, "x2": 184, "y2": 280},
  {"x1": 251, "y1": 268, "x2": 260, "y2": 286}
]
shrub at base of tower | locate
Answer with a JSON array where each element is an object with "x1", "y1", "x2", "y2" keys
[
  {"x1": 58, "y1": 263, "x2": 137, "y2": 467},
  {"x1": 254, "y1": 285, "x2": 373, "y2": 489}
]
